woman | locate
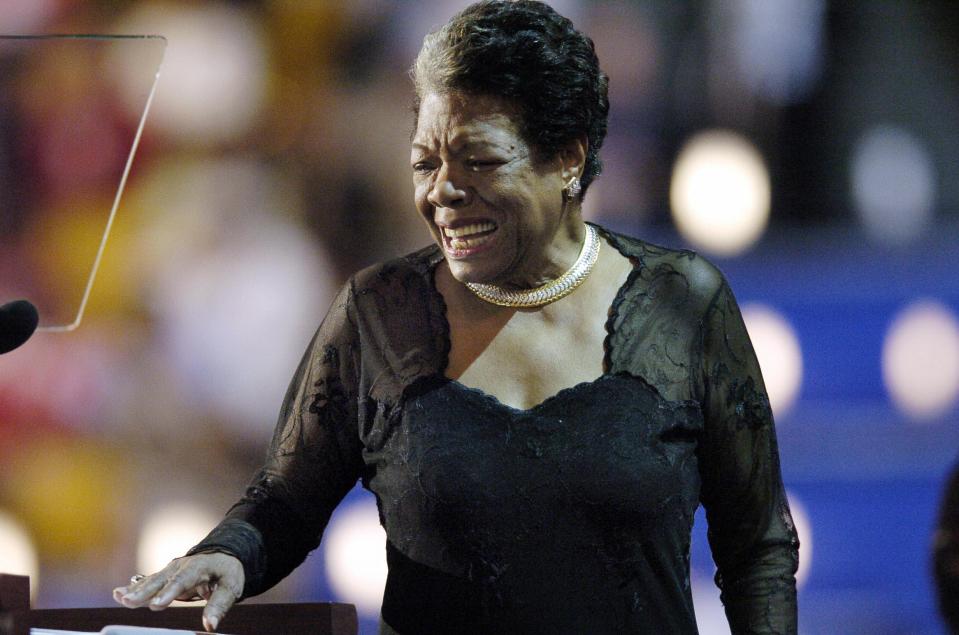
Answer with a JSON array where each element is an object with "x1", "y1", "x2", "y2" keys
[{"x1": 114, "y1": 2, "x2": 799, "y2": 633}]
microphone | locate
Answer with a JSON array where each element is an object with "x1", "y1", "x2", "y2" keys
[{"x1": 0, "y1": 299, "x2": 39, "y2": 354}]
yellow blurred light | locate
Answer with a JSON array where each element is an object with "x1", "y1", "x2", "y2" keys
[
  {"x1": 0, "y1": 510, "x2": 39, "y2": 600},
  {"x1": 27, "y1": 196, "x2": 139, "y2": 326},
  {"x1": 323, "y1": 501, "x2": 388, "y2": 617},
  {"x1": 670, "y1": 130, "x2": 771, "y2": 256},
  {"x1": 882, "y1": 299, "x2": 959, "y2": 421},
  {"x1": 136, "y1": 502, "x2": 219, "y2": 575},
  {"x1": 1, "y1": 439, "x2": 125, "y2": 559},
  {"x1": 741, "y1": 303, "x2": 803, "y2": 419}
]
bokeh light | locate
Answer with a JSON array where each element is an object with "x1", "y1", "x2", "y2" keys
[
  {"x1": 692, "y1": 572, "x2": 730, "y2": 635},
  {"x1": 112, "y1": 2, "x2": 267, "y2": 145},
  {"x1": 127, "y1": 157, "x2": 336, "y2": 442},
  {"x1": 0, "y1": 509, "x2": 39, "y2": 599},
  {"x1": 728, "y1": 0, "x2": 825, "y2": 104},
  {"x1": 0, "y1": 1, "x2": 60, "y2": 32},
  {"x1": 851, "y1": 125, "x2": 936, "y2": 246},
  {"x1": 1, "y1": 439, "x2": 124, "y2": 559},
  {"x1": 882, "y1": 299, "x2": 959, "y2": 421},
  {"x1": 323, "y1": 500, "x2": 388, "y2": 616},
  {"x1": 136, "y1": 502, "x2": 219, "y2": 575},
  {"x1": 741, "y1": 303, "x2": 804, "y2": 419},
  {"x1": 670, "y1": 130, "x2": 771, "y2": 256},
  {"x1": 587, "y1": 1, "x2": 659, "y2": 110},
  {"x1": 0, "y1": 325, "x2": 117, "y2": 430},
  {"x1": 692, "y1": 490, "x2": 812, "y2": 635},
  {"x1": 788, "y1": 490, "x2": 813, "y2": 588},
  {"x1": 26, "y1": 196, "x2": 140, "y2": 327},
  {"x1": 0, "y1": 35, "x2": 161, "y2": 330}
]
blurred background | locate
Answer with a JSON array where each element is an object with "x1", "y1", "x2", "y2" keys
[{"x1": 0, "y1": 1, "x2": 957, "y2": 633}]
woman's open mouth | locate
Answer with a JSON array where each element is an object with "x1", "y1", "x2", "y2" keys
[{"x1": 441, "y1": 221, "x2": 498, "y2": 256}]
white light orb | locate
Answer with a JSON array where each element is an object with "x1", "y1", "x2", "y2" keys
[
  {"x1": 882, "y1": 300, "x2": 959, "y2": 421},
  {"x1": 323, "y1": 501, "x2": 388, "y2": 616},
  {"x1": 692, "y1": 491, "x2": 811, "y2": 634},
  {"x1": 787, "y1": 491, "x2": 813, "y2": 588},
  {"x1": 136, "y1": 502, "x2": 219, "y2": 576},
  {"x1": 0, "y1": 510, "x2": 39, "y2": 599},
  {"x1": 730, "y1": 0, "x2": 826, "y2": 104},
  {"x1": 670, "y1": 130, "x2": 771, "y2": 256},
  {"x1": 851, "y1": 125, "x2": 936, "y2": 246},
  {"x1": 133, "y1": 157, "x2": 334, "y2": 443},
  {"x1": 741, "y1": 304, "x2": 804, "y2": 419},
  {"x1": 691, "y1": 573, "x2": 730, "y2": 635},
  {"x1": 112, "y1": 2, "x2": 268, "y2": 144}
]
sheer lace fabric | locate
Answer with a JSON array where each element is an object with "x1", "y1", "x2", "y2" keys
[{"x1": 189, "y1": 225, "x2": 798, "y2": 633}]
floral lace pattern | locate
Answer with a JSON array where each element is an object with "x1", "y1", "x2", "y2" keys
[{"x1": 189, "y1": 225, "x2": 798, "y2": 633}]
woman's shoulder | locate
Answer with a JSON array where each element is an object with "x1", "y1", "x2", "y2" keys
[
  {"x1": 598, "y1": 224, "x2": 727, "y2": 309},
  {"x1": 343, "y1": 244, "x2": 447, "y2": 342},
  {"x1": 343, "y1": 244, "x2": 447, "y2": 382},
  {"x1": 348, "y1": 243, "x2": 443, "y2": 293}
]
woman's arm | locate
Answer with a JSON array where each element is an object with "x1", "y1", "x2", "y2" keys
[
  {"x1": 696, "y1": 269, "x2": 799, "y2": 634},
  {"x1": 116, "y1": 279, "x2": 366, "y2": 626},
  {"x1": 189, "y1": 279, "x2": 366, "y2": 595}
]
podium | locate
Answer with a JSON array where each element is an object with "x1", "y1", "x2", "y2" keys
[{"x1": 0, "y1": 575, "x2": 357, "y2": 635}]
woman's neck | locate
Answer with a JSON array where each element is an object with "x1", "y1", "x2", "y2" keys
[{"x1": 495, "y1": 214, "x2": 586, "y2": 291}]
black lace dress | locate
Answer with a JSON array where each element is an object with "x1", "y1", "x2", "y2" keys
[{"x1": 189, "y1": 226, "x2": 799, "y2": 634}]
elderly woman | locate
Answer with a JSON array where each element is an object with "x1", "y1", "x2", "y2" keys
[{"x1": 114, "y1": 1, "x2": 798, "y2": 633}]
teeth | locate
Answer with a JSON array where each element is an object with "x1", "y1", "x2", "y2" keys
[
  {"x1": 443, "y1": 222, "x2": 496, "y2": 238},
  {"x1": 450, "y1": 233, "x2": 493, "y2": 250}
]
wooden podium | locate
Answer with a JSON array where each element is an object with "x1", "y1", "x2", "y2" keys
[{"x1": 0, "y1": 575, "x2": 357, "y2": 635}]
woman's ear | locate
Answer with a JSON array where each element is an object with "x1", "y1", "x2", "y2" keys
[{"x1": 559, "y1": 134, "x2": 588, "y2": 180}]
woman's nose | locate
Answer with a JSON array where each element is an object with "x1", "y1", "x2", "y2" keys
[{"x1": 428, "y1": 168, "x2": 470, "y2": 208}]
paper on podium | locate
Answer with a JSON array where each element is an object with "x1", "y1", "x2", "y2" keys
[{"x1": 31, "y1": 626, "x2": 230, "y2": 635}]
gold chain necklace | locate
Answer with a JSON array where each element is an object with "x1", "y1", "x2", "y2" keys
[{"x1": 465, "y1": 224, "x2": 600, "y2": 308}]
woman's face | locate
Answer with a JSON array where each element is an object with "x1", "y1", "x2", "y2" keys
[{"x1": 411, "y1": 91, "x2": 577, "y2": 287}]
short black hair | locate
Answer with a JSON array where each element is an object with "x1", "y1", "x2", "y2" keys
[{"x1": 412, "y1": 0, "x2": 609, "y2": 197}]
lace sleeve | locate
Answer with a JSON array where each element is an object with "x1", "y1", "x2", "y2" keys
[
  {"x1": 697, "y1": 272, "x2": 799, "y2": 634},
  {"x1": 188, "y1": 280, "x2": 365, "y2": 598}
]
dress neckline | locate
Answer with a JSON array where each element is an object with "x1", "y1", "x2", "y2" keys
[
  {"x1": 427, "y1": 223, "x2": 643, "y2": 412},
  {"x1": 446, "y1": 373, "x2": 638, "y2": 415}
]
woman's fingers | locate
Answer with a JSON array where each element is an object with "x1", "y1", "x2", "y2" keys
[
  {"x1": 149, "y1": 564, "x2": 207, "y2": 609},
  {"x1": 113, "y1": 552, "x2": 244, "y2": 632},
  {"x1": 113, "y1": 571, "x2": 170, "y2": 608},
  {"x1": 202, "y1": 581, "x2": 241, "y2": 633},
  {"x1": 112, "y1": 558, "x2": 206, "y2": 609},
  {"x1": 178, "y1": 581, "x2": 211, "y2": 602}
]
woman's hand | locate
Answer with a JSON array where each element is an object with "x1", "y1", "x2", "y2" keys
[{"x1": 112, "y1": 552, "x2": 244, "y2": 633}]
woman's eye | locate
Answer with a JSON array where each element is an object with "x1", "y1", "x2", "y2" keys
[
  {"x1": 412, "y1": 162, "x2": 434, "y2": 173},
  {"x1": 468, "y1": 159, "x2": 501, "y2": 170}
]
